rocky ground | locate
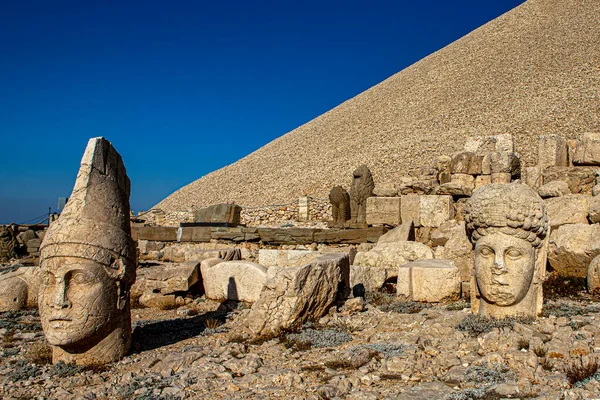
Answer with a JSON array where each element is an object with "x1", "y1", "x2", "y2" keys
[{"x1": 2, "y1": 283, "x2": 600, "y2": 400}]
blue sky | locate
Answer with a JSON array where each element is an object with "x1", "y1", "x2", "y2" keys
[{"x1": 0, "y1": 0, "x2": 525, "y2": 224}]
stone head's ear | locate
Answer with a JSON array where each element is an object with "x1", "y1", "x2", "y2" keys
[{"x1": 108, "y1": 258, "x2": 133, "y2": 310}]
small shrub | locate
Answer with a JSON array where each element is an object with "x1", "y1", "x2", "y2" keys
[
  {"x1": 446, "y1": 300, "x2": 470, "y2": 311},
  {"x1": 541, "y1": 357, "x2": 553, "y2": 371},
  {"x1": 365, "y1": 291, "x2": 394, "y2": 307},
  {"x1": 347, "y1": 342, "x2": 406, "y2": 359},
  {"x1": 518, "y1": 338, "x2": 530, "y2": 350},
  {"x1": 379, "y1": 300, "x2": 430, "y2": 314},
  {"x1": 456, "y1": 314, "x2": 533, "y2": 338},
  {"x1": 286, "y1": 328, "x2": 352, "y2": 349},
  {"x1": 204, "y1": 318, "x2": 221, "y2": 329},
  {"x1": 7, "y1": 359, "x2": 41, "y2": 382},
  {"x1": 565, "y1": 357, "x2": 600, "y2": 387},
  {"x1": 533, "y1": 346, "x2": 547, "y2": 358},
  {"x1": 26, "y1": 342, "x2": 52, "y2": 365},
  {"x1": 465, "y1": 362, "x2": 516, "y2": 384},
  {"x1": 542, "y1": 302, "x2": 600, "y2": 318},
  {"x1": 543, "y1": 274, "x2": 587, "y2": 299}
]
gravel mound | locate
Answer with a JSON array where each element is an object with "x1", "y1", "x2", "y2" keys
[{"x1": 156, "y1": 0, "x2": 600, "y2": 211}]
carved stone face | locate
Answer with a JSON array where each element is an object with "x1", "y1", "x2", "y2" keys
[
  {"x1": 474, "y1": 232, "x2": 535, "y2": 307},
  {"x1": 39, "y1": 256, "x2": 118, "y2": 347}
]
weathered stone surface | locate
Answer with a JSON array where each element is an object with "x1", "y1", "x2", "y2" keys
[
  {"x1": 587, "y1": 254, "x2": 600, "y2": 295},
  {"x1": 548, "y1": 224, "x2": 600, "y2": 278},
  {"x1": 396, "y1": 178, "x2": 438, "y2": 195},
  {"x1": 538, "y1": 180, "x2": 571, "y2": 198},
  {"x1": 194, "y1": 203, "x2": 242, "y2": 226},
  {"x1": 210, "y1": 227, "x2": 246, "y2": 242},
  {"x1": 465, "y1": 183, "x2": 549, "y2": 318},
  {"x1": 491, "y1": 172, "x2": 512, "y2": 184},
  {"x1": 475, "y1": 175, "x2": 491, "y2": 189},
  {"x1": 436, "y1": 155, "x2": 451, "y2": 184},
  {"x1": 420, "y1": 195, "x2": 454, "y2": 228},
  {"x1": 376, "y1": 221, "x2": 415, "y2": 245},
  {"x1": 451, "y1": 152, "x2": 484, "y2": 175},
  {"x1": 39, "y1": 137, "x2": 136, "y2": 366},
  {"x1": 490, "y1": 152, "x2": 521, "y2": 177},
  {"x1": 373, "y1": 184, "x2": 398, "y2": 197},
  {"x1": 159, "y1": 246, "x2": 240, "y2": 263},
  {"x1": 0, "y1": 266, "x2": 41, "y2": 311},
  {"x1": 178, "y1": 226, "x2": 211, "y2": 242},
  {"x1": 329, "y1": 186, "x2": 351, "y2": 224},
  {"x1": 353, "y1": 241, "x2": 434, "y2": 270},
  {"x1": 132, "y1": 261, "x2": 201, "y2": 299},
  {"x1": 202, "y1": 261, "x2": 268, "y2": 302},
  {"x1": 397, "y1": 259, "x2": 460, "y2": 302},
  {"x1": 0, "y1": 225, "x2": 18, "y2": 261},
  {"x1": 243, "y1": 253, "x2": 349, "y2": 336},
  {"x1": 573, "y1": 132, "x2": 600, "y2": 165},
  {"x1": 366, "y1": 196, "x2": 401, "y2": 226},
  {"x1": 138, "y1": 293, "x2": 178, "y2": 309},
  {"x1": 132, "y1": 226, "x2": 178, "y2": 242},
  {"x1": 464, "y1": 134, "x2": 514, "y2": 154},
  {"x1": 435, "y1": 182, "x2": 473, "y2": 197},
  {"x1": 16, "y1": 229, "x2": 36, "y2": 246},
  {"x1": 349, "y1": 165, "x2": 375, "y2": 224},
  {"x1": 538, "y1": 134, "x2": 568, "y2": 169},
  {"x1": 542, "y1": 166, "x2": 599, "y2": 194},
  {"x1": 320, "y1": 246, "x2": 357, "y2": 266},
  {"x1": 432, "y1": 221, "x2": 473, "y2": 281},
  {"x1": 545, "y1": 194, "x2": 591, "y2": 228},
  {"x1": 349, "y1": 264, "x2": 395, "y2": 293},
  {"x1": 589, "y1": 195, "x2": 600, "y2": 223},
  {"x1": 400, "y1": 194, "x2": 421, "y2": 227},
  {"x1": 523, "y1": 166, "x2": 542, "y2": 190},
  {"x1": 258, "y1": 249, "x2": 321, "y2": 268}
]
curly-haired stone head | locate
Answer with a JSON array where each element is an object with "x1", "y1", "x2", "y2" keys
[{"x1": 464, "y1": 183, "x2": 548, "y2": 318}]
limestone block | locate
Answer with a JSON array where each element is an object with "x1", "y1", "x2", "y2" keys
[
  {"x1": 396, "y1": 260, "x2": 460, "y2": 302},
  {"x1": 544, "y1": 195, "x2": 591, "y2": 228},
  {"x1": 453, "y1": 198, "x2": 468, "y2": 222},
  {"x1": 491, "y1": 172, "x2": 512, "y2": 184},
  {"x1": 320, "y1": 246, "x2": 357, "y2": 265},
  {"x1": 523, "y1": 167, "x2": 542, "y2": 190},
  {"x1": 594, "y1": 184, "x2": 600, "y2": 197},
  {"x1": 450, "y1": 152, "x2": 484, "y2": 175},
  {"x1": 420, "y1": 195, "x2": 454, "y2": 228},
  {"x1": 401, "y1": 194, "x2": 421, "y2": 227},
  {"x1": 281, "y1": 250, "x2": 322, "y2": 267},
  {"x1": 17, "y1": 229, "x2": 36, "y2": 246},
  {"x1": 373, "y1": 184, "x2": 398, "y2": 197},
  {"x1": 353, "y1": 241, "x2": 433, "y2": 270},
  {"x1": 350, "y1": 264, "x2": 396, "y2": 293},
  {"x1": 366, "y1": 197, "x2": 401, "y2": 226},
  {"x1": 132, "y1": 261, "x2": 201, "y2": 298},
  {"x1": 298, "y1": 196, "x2": 309, "y2": 222},
  {"x1": 202, "y1": 261, "x2": 268, "y2": 302},
  {"x1": 160, "y1": 246, "x2": 240, "y2": 263},
  {"x1": 548, "y1": 224, "x2": 600, "y2": 278},
  {"x1": 573, "y1": 133, "x2": 600, "y2": 165},
  {"x1": 376, "y1": 221, "x2": 415, "y2": 245},
  {"x1": 590, "y1": 196, "x2": 600, "y2": 224},
  {"x1": 194, "y1": 203, "x2": 242, "y2": 225},
  {"x1": 258, "y1": 249, "x2": 279, "y2": 267},
  {"x1": 464, "y1": 134, "x2": 514, "y2": 154},
  {"x1": 543, "y1": 167, "x2": 599, "y2": 194},
  {"x1": 243, "y1": 254, "x2": 349, "y2": 336},
  {"x1": 139, "y1": 293, "x2": 178, "y2": 310},
  {"x1": 436, "y1": 155, "x2": 452, "y2": 184},
  {"x1": 397, "y1": 179, "x2": 438, "y2": 195},
  {"x1": 435, "y1": 182, "x2": 473, "y2": 197},
  {"x1": 490, "y1": 152, "x2": 521, "y2": 178},
  {"x1": 435, "y1": 221, "x2": 473, "y2": 281},
  {"x1": 538, "y1": 135, "x2": 568, "y2": 169},
  {"x1": 0, "y1": 267, "x2": 41, "y2": 311},
  {"x1": 587, "y1": 254, "x2": 600, "y2": 295},
  {"x1": 475, "y1": 175, "x2": 491, "y2": 189},
  {"x1": 451, "y1": 173, "x2": 475, "y2": 187},
  {"x1": 538, "y1": 181, "x2": 571, "y2": 198}
]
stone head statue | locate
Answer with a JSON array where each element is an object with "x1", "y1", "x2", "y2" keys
[
  {"x1": 464, "y1": 183, "x2": 548, "y2": 318},
  {"x1": 39, "y1": 137, "x2": 136, "y2": 365},
  {"x1": 349, "y1": 165, "x2": 375, "y2": 224}
]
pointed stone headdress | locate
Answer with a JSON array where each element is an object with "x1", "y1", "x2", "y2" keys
[{"x1": 40, "y1": 137, "x2": 136, "y2": 286}]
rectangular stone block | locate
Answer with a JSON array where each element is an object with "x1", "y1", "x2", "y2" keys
[
  {"x1": 491, "y1": 172, "x2": 512, "y2": 184},
  {"x1": 475, "y1": 175, "x2": 491, "y2": 189},
  {"x1": 397, "y1": 260, "x2": 460, "y2": 302},
  {"x1": 298, "y1": 196, "x2": 309, "y2": 222},
  {"x1": 450, "y1": 152, "x2": 484, "y2": 175},
  {"x1": 419, "y1": 195, "x2": 454, "y2": 228},
  {"x1": 524, "y1": 166, "x2": 543, "y2": 190},
  {"x1": 178, "y1": 226, "x2": 212, "y2": 242},
  {"x1": 194, "y1": 203, "x2": 241, "y2": 226},
  {"x1": 314, "y1": 229, "x2": 366, "y2": 244},
  {"x1": 544, "y1": 194, "x2": 591, "y2": 228},
  {"x1": 464, "y1": 134, "x2": 514, "y2": 154},
  {"x1": 366, "y1": 197, "x2": 401, "y2": 226},
  {"x1": 490, "y1": 151, "x2": 521, "y2": 177},
  {"x1": 543, "y1": 166, "x2": 599, "y2": 194},
  {"x1": 210, "y1": 227, "x2": 245, "y2": 242},
  {"x1": 401, "y1": 194, "x2": 421, "y2": 227},
  {"x1": 538, "y1": 135, "x2": 568, "y2": 169},
  {"x1": 573, "y1": 133, "x2": 600, "y2": 165},
  {"x1": 257, "y1": 228, "x2": 316, "y2": 244},
  {"x1": 132, "y1": 226, "x2": 178, "y2": 242}
]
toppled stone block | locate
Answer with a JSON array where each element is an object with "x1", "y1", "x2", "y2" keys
[
  {"x1": 243, "y1": 254, "x2": 349, "y2": 336},
  {"x1": 373, "y1": 184, "x2": 398, "y2": 197},
  {"x1": 397, "y1": 260, "x2": 460, "y2": 302},
  {"x1": 202, "y1": 261, "x2": 268, "y2": 302},
  {"x1": 523, "y1": 166, "x2": 542, "y2": 190},
  {"x1": 353, "y1": 241, "x2": 433, "y2": 270},
  {"x1": 0, "y1": 266, "x2": 41, "y2": 311},
  {"x1": 587, "y1": 254, "x2": 600, "y2": 295},
  {"x1": 573, "y1": 133, "x2": 600, "y2": 165},
  {"x1": 451, "y1": 152, "x2": 484, "y2": 175},
  {"x1": 589, "y1": 196, "x2": 600, "y2": 224},
  {"x1": 475, "y1": 175, "x2": 491, "y2": 189},
  {"x1": 401, "y1": 194, "x2": 421, "y2": 227},
  {"x1": 543, "y1": 167, "x2": 599, "y2": 194},
  {"x1": 366, "y1": 197, "x2": 401, "y2": 226},
  {"x1": 420, "y1": 195, "x2": 454, "y2": 228},
  {"x1": 258, "y1": 249, "x2": 321, "y2": 268},
  {"x1": 548, "y1": 224, "x2": 600, "y2": 278},
  {"x1": 464, "y1": 134, "x2": 514, "y2": 154},
  {"x1": 538, "y1": 181, "x2": 571, "y2": 198},
  {"x1": 490, "y1": 152, "x2": 521, "y2": 178},
  {"x1": 194, "y1": 203, "x2": 242, "y2": 226},
  {"x1": 538, "y1": 135, "x2": 568, "y2": 169},
  {"x1": 139, "y1": 293, "x2": 179, "y2": 310},
  {"x1": 396, "y1": 178, "x2": 438, "y2": 195},
  {"x1": 435, "y1": 182, "x2": 474, "y2": 197},
  {"x1": 132, "y1": 261, "x2": 201, "y2": 299},
  {"x1": 544, "y1": 194, "x2": 591, "y2": 228},
  {"x1": 350, "y1": 264, "x2": 395, "y2": 293},
  {"x1": 377, "y1": 221, "x2": 415, "y2": 245},
  {"x1": 320, "y1": 246, "x2": 357, "y2": 265}
]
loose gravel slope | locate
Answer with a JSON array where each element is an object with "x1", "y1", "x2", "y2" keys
[{"x1": 156, "y1": 0, "x2": 600, "y2": 210}]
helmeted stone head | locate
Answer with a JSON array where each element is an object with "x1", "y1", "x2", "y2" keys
[
  {"x1": 464, "y1": 183, "x2": 548, "y2": 318},
  {"x1": 39, "y1": 137, "x2": 136, "y2": 365}
]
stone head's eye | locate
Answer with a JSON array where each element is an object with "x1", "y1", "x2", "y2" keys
[
  {"x1": 479, "y1": 247, "x2": 493, "y2": 257},
  {"x1": 70, "y1": 272, "x2": 94, "y2": 285},
  {"x1": 507, "y1": 249, "x2": 522, "y2": 258}
]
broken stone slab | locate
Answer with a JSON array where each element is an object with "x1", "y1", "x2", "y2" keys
[
  {"x1": 538, "y1": 181, "x2": 571, "y2": 198},
  {"x1": 132, "y1": 226, "x2": 179, "y2": 242},
  {"x1": 543, "y1": 166, "x2": 599, "y2": 194},
  {"x1": 319, "y1": 246, "x2": 357, "y2": 265},
  {"x1": 353, "y1": 241, "x2": 434, "y2": 270},
  {"x1": 258, "y1": 249, "x2": 321, "y2": 268},
  {"x1": 194, "y1": 203, "x2": 242, "y2": 226},
  {"x1": 396, "y1": 259, "x2": 460, "y2": 302},
  {"x1": 242, "y1": 253, "x2": 349, "y2": 336},
  {"x1": 538, "y1": 134, "x2": 569, "y2": 169},
  {"x1": 366, "y1": 196, "x2": 401, "y2": 226},
  {"x1": 373, "y1": 184, "x2": 398, "y2": 197},
  {"x1": 202, "y1": 261, "x2": 268, "y2": 303},
  {"x1": 376, "y1": 221, "x2": 415, "y2": 245},
  {"x1": 523, "y1": 166, "x2": 542, "y2": 190},
  {"x1": 490, "y1": 151, "x2": 521, "y2": 178},
  {"x1": 587, "y1": 254, "x2": 600, "y2": 296},
  {"x1": 573, "y1": 132, "x2": 600, "y2": 165},
  {"x1": 435, "y1": 182, "x2": 474, "y2": 197},
  {"x1": 451, "y1": 152, "x2": 484, "y2": 175},
  {"x1": 159, "y1": 246, "x2": 241, "y2": 263},
  {"x1": 544, "y1": 194, "x2": 591, "y2": 228},
  {"x1": 0, "y1": 266, "x2": 41, "y2": 311},
  {"x1": 548, "y1": 224, "x2": 600, "y2": 278},
  {"x1": 349, "y1": 264, "x2": 396, "y2": 293},
  {"x1": 419, "y1": 195, "x2": 454, "y2": 228},
  {"x1": 132, "y1": 261, "x2": 201, "y2": 299},
  {"x1": 400, "y1": 194, "x2": 421, "y2": 227},
  {"x1": 396, "y1": 178, "x2": 438, "y2": 195}
]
